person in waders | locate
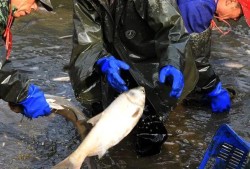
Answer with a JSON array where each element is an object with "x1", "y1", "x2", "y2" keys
[
  {"x1": 67, "y1": 0, "x2": 233, "y2": 157},
  {"x1": 0, "y1": 0, "x2": 53, "y2": 119},
  {"x1": 176, "y1": 0, "x2": 250, "y2": 113}
]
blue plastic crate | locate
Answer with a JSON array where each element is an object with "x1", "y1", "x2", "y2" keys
[{"x1": 199, "y1": 124, "x2": 250, "y2": 169}]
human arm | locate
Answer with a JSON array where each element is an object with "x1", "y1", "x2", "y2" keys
[
  {"x1": 146, "y1": 0, "x2": 189, "y2": 70},
  {"x1": 69, "y1": 1, "x2": 131, "y2": 96},
  {"x1": 0, "y1": 41, "x2": 30, "y2": 103},
  {"x1": 0, "y1": 69, "x2": 51, "y2": 118},
  {"x1": 0, "y1": 69, "x2": 29, "y2": 102},
  {"x1": 0, "y1": 42, "x2": 51, "y2": 118},
  {"x1": 144, "y1": 0, "x2": 191, "y2": 98},
  {"x1": 69, "y1": 0, "x2": 109, "y2": 95}
]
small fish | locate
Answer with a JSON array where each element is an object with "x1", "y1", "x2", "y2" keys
[
  {"x1": 8, "y1": 94, "x2": 89, "y2": 140},
  {"x1": 45, "y1": 94, "x2": 89, "y2": 140},
  {"x1": 53, "y1": 86, "x2": 146, "y2": 169},
  {"x1": 45, "y1": 94, "x2": 85, "y2": 121}
]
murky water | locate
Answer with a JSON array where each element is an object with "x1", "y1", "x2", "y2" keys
[{"x1": 0, "y1": 1, "x2": 249, "y2": 169}]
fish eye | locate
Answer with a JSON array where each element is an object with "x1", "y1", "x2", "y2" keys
[{"x1": 140, "y1": 88, "x2": 145, "y2": 93}]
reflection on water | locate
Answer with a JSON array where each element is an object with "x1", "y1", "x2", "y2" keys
[{"x1": 0, "y1": 1, "x2": 249, "y2": 168}]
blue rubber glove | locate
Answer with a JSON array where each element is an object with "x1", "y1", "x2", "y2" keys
[
  {"x1": 159, "y1": 65, "x2": 184, "y2": 98},
  {"x1": 19, "y1": 84, "x2": 51, "y2": 118},
  {"x1": 96, "y1": 56, "x2": 130, "y2": 93},
  {"x1": 207, "y1": 82, "x2": 231, "y2": 113}
]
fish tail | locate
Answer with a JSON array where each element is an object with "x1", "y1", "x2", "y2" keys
[{"x1": 53, "y1": 153, "x2": 87, "y2": 169}]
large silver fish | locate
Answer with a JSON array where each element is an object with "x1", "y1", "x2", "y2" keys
[{"x1": 53, "y1": 86, "x2": 146, "y2": 169}]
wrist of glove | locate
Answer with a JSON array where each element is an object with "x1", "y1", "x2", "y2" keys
[
  {"x1": 207, "y1": 82, "x2": 231, "y2": 113},
  {"x1": 96, "y1": 56, "x2": 130, "y2": 93},
  {"x1": 159, "y1": 65, "x2": 184, "y2": 98},
  {"x1": 18, "y1": 84, "x2": 51, "y2": 118}
]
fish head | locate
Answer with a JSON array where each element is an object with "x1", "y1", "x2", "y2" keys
[{"x1": 125, "y1": 86, "x2": 146, "y2": 107}]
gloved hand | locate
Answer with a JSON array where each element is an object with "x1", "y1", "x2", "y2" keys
[
  {"x1": 96, "y1": 56, "x2": 130, "y2": 93},
  {"x1": 207, "y1": 82, "x2": 231, "y2": 113},
  {"x1": 159, "y1": 65, "x2": 184, "y2": 98},
  {"x1": 18, "y1": 84, "x2": 51, "y2": 118}
]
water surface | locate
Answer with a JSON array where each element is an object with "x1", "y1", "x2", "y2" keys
[{"x1": 0, "y1": 1, "x2": 249, "y2": 168}]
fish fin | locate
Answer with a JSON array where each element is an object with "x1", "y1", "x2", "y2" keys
[
  {"x1": 132, "y1": 108, "x2": 140, "y2": 118},
  {"x1": 46, "y1": 99, "x2": 64, "y2": 110},
  {"x1": 87, "y1": 113, "x2": 102, "y2": 126},
  {"x1": 97, "y1": 149, "x2": 107, "y2": 159}
]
